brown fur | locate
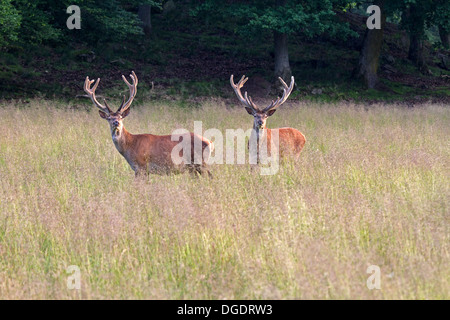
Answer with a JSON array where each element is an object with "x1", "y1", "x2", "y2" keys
[
  {"x1": 266, "y1": 127, "x2": 306, "y2": 160},
  {"x1": 115, "y1": 128, "x2": 213, "y2": 176}
]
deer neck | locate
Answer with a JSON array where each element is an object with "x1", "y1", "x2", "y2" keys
[
  {"x1": 111, "y1": 125, "x2": 132, "y2": 154},
  {"x1": 253, "y1": 123, "x2": 267, "y2": 142},
  {"x1": 251, "y1": 123, "x2": 269, "y2": 165}
]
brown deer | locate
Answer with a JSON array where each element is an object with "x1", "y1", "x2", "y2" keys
[
  {"x1": 230, "y1": 75, "x2": 306, "y2": 163},
  {"x1": 84, "y1": 71, "x2": 213, "y2": 177}
]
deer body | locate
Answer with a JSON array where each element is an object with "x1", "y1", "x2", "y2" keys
[
  {"x1": 111, "y1": 128, "x2": 212, "y2": 175},
  {"x1": 251, "y1": 127, "x2": 305, "y2": 161},
  {"x1": 231, "y1": 75, "x2": 306, "y2": 163},
  {"x1": 85, "y1": 71, "x2": 213, "y2": 176}
]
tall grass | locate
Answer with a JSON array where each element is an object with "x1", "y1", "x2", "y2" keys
[{"x1": 0, "y1": 100, "x2": 448, "y2": 299}]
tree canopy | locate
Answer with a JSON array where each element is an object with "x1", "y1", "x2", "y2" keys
[{"x1": 0, "y1": 0, "x2": 448, "y2": 99}]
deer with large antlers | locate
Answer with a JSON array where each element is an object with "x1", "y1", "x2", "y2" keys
[
  {"x1": 230, "y1": 75, "x2": 306, "y2": 163},
  {"x1": 84, "y1": 71, "x2": 213, "y2": 177}
]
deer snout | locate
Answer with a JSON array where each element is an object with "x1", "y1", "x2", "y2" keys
[{"x1": 112, "y1": 120, "x2": 120, "y2": 127}]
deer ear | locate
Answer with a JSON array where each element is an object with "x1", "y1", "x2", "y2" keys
[
  {"x1": 245, "y1": 107, "x2": 254, "y2": 115},
  {"x1": 99, "y1": 110, "x2": 108, "y2": 119},
  {"x1": 267, "y1": 109, "x2": 276, "y2": 117},
  {"x1": 121, "y1": 108, "x2": 131, "y2": 118}
]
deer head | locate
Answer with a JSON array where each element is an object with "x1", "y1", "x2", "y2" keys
[
  {"x1": 84, "y1": 71, "x2": 138, "y2": 136},
  {"x1": 230, "y1": 75, "x2": 294, "y2": 129}
]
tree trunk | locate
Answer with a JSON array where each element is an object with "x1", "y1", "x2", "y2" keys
[
  {"x1": 138, "y1": 5, "x2": 152, "y2": 36},
  {"x1": 405, "y1": 5, "x2": 428, "y2": 73},
  {"x1": 357, "y1": 0, "x2": 386, "y2": 89},
  {"x1": 274, "y1": 31, "x2": 292, "y2": 83},
  {"x1": 273, "y1": 0, "x2": 291, "y2": 88},
  {"x1": 408, "y1": 33, "x2": 426, "y2": 70},
  {"x1": 438, "y1": 25, "x2": 449, "y2": 49}
]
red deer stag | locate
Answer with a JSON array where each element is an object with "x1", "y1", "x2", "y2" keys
[
  {"x1": 84, "y1": 71, "x2": 213, "y2": 177},
  {"x1": 230, "y1": 75, "x2": 306, "y2": 163}
]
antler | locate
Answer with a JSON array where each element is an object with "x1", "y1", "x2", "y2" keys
[
  {"x1": 262, "y1": 76, "x2": 295, "y2": 113},
  {"x1": 84, "y1": 77, "x2": 113, "y2": 114},
  {"x1": 117, "y1": 71, "x2": 138, "y2": 114},
  {"x1": 230, "y1": 75, "x2": 259, "y2": 112}
]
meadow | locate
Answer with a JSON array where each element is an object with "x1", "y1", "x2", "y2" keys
[{"x1": 0, "y1": 99, "x2": 448, "y2": 299}]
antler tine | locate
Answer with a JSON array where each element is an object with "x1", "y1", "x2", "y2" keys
[
  {"x1": 84, "y1": 76, "x2": 112, "y2": 114},
  {"x1": 103, "y1": 98, "x2": 113, "y2": 112},
  {"x1": 245, "y1": 92, "x2": 257, "y2": 109},
  {"x1": 117, "y1": 71, "x2": 138, "y2": 114},
  {"x1": 230, "y1": 74, "x2": 259, "y2": 111},
  {"x1": 120, "y1": 95, "x2": 126, "y2": 109},
  {"x1": 262, "y1": 76, "x2": 295, "y2": 112}
]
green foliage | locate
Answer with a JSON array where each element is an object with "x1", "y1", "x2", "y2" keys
[
  {"x1": 2, "y1": 0, "x2": 163, "y2": 48},
  {"x1": 0, "y1": 0, "x2": 21, "y2": 49},
  {"x1": 76, "y1": 0, "x2": 144, "y2": 44},
  {"x1": 387, "y1": 0, "x2": 450, "y2": 39},
  {"x1": 13, "y1": 0, "x2": 63, "y2": 45},
  {"x1": 46, "y1": 0, "x2": 154, "y2": 45},
  {"x1": 127, "y1": 0, "x2": 162, "y2": 8},
  {"x1": 192, "y1": 0, "x2": 358, "y2": 40},
  {"x1": 431, "y1": 0, "x2": 450, "y2": 32},
  {"x1": 0, "y1": 0, "x2": 447, "y2": 100}
]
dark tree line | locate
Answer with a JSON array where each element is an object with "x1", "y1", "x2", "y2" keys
[
  {"x1": 357, "y1": 0, "x2": 450, "y2": 88},
  {"x1": 0, "y1": 0, "x2": 448, "y2": 89}
]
